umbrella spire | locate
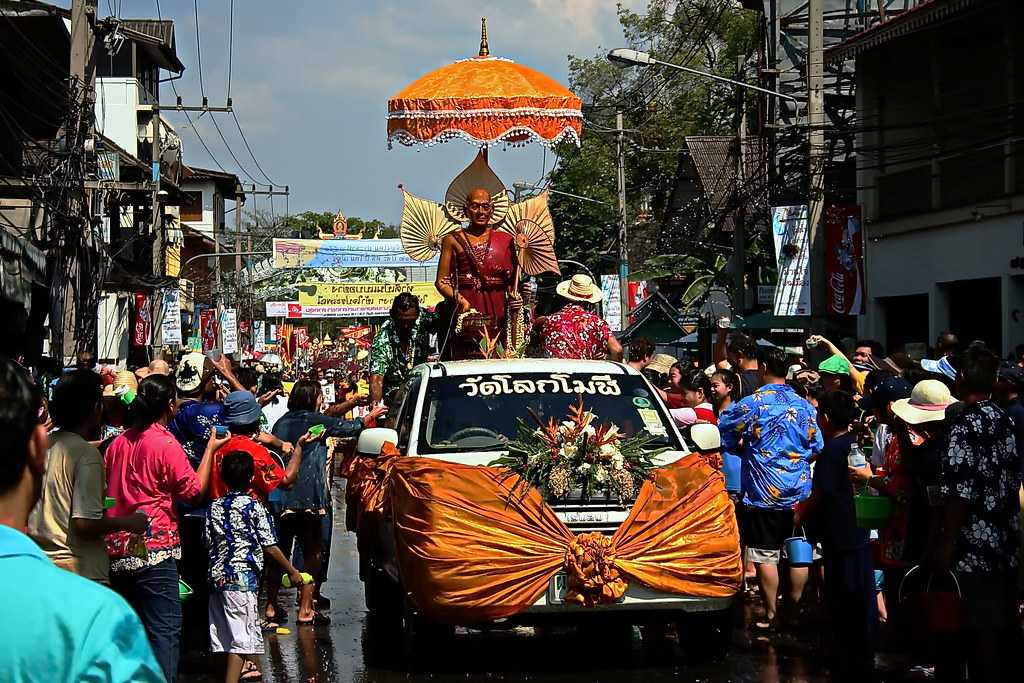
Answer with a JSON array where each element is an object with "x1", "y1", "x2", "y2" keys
[{"x1": 479, "y1": 17, "x2": 489, "y2": 57}]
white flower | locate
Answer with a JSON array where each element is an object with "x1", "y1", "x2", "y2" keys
[
  {"x1": 599, "y1": 443, "x2": 617, "y2": 459},
  {"x1": 595, "y1": 465, "x2": 607, "y2": 482},
  {"x1": 582, "y1": 424, "x2": 597, "y2": 438},
  {"x1": 611, "y1": 453, "x2": 625, "y2": 470},
  {"x1": 604, "y1": 425, "x2": 619, "y2": 441},
  {"x1": 562, "y1": 444, "x2": 578, "y2": 458},
  {"x1": 577, "y1": 463, "x2": 592, "y2": 473},
  {"x1": 560, "y1": 420, "x2": 575, "y2": 433},
  {"x1": 528, "y1": 451, "x2": 543, "y2": 466}
]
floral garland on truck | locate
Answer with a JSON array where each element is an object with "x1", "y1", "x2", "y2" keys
[{"x1": 491, "y1": 398, "x2": 665, "y2": 503}]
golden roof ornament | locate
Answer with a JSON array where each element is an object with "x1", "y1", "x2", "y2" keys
[{"x1": 479, "y1": 17, "x2": 489, "y2": 57}]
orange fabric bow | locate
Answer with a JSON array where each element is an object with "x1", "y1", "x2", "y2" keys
[{"x1": 374, "y1": 453, "x2": 741, "y2": 623}]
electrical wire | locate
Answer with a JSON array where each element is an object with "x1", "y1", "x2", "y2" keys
[{"x1": 193, "y1": 0, "x2": 205, "y2": 99}]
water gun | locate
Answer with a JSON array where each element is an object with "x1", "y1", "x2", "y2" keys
[
  {"x1": 307, "y1": 424, "x2": 326, "y2": 438},
  {"x1": 281, "y1": 572, "x2": 314, "y2": 588}
]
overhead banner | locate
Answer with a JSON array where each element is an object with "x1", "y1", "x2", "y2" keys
[
  {"x1": 221, "y1": 308, "x2": 238, "y2": 355},
  {"x1": 339, "y1": 325, "x2": 373, "y2": 349},
  {"x1": 253, "y1": 320, "x2": 266, "y2": 353},
  {"x1": 160, "y1": 288, "x2": 183, "y2": 345},
  {"x1": 295, "y1": 281, "x2": 443, "y2": 318},
  {"x1": 771, "y1": 205, "x2": 811, "y2": 316},
  {"x1": 601, "y1": 275, "x2": 622, "y2": 332},
  {"x1": 825, "y1": 205, "x2": 865, "y2": 315},
  {"x1": 272, "y1": 238, "x2": 436, "y2": 269},
  {"x1": 133, "y1": 291, "x2": 153, "y2": 346}
]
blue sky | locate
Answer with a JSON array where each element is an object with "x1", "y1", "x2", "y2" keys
[{"x1": 149, "y1": 0, "x2": 641, "y2": 223}]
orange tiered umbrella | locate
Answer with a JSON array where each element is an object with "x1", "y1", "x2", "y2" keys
[{"x1": 387, "y1": 19, "x2": 583, "y2": 149}]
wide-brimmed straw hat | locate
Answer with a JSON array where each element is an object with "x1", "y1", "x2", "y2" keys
[
  {"x1": 891, "y1": 379, "x2": 957, "y2": 425},
  {"x1": 555, "y1": 274, "x2": 604, "y2": 304},
  {"x1": 103, "y1": 370, "x2": 138, "y2": 398},
  {"x1": 646, "y1": 353, "x2": 677, "y2": 376}
]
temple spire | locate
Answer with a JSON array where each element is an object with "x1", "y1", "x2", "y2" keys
[{"x1": 479, "y1": 17, "x2": 489, "y2": 57}]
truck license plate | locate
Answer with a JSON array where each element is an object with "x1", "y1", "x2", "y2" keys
[
  {"x1": 563, "y1": 510, "x2": 609, "y2": 524},
  {"x1": 548, "y1": 572, "x2": 567, "y2": 604}
]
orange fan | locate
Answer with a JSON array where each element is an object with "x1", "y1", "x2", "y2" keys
[{"x1": 511, "y1": 219, "x2": 559, "y2": 276}]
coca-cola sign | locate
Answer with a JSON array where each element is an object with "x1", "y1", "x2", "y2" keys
[{"x1": 824, "y1": 205, "x2": 865, "y2": 315}]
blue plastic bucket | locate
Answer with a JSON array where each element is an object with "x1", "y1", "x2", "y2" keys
[
  {"x1": 722, "y1": 454, "x2": 742, "y2": 493},
  {"x1": 784, "y1": 529, "x2": 813, "y2": 567}
]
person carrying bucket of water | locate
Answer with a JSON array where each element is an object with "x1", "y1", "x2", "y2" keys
[{"x1": 795, "y1": 390, "x2": 878, "y2": 681}]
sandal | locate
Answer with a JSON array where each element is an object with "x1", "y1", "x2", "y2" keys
[
  {"x1": 260, "y1": 618, "x2": 280, "y2": 632},
  {"x1": 240, "y1": 660, "x2": 262, "y2": 681},
  {"x1": 297, "y1": 611, "x2": 331, "y2": 626}
]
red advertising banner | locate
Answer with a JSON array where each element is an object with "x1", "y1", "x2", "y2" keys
[
  {"x1": 339, "y1": 325, "x2": 373, "y2": 349},
  {"x1": 824, "y1": 205, "x2": 865, "y2": 315},
  {"x1": 199, "y1": 309, "x2": 219, "y2": 352},
  {"x1": 133, "y1": 291, "x2": 152, "y2": 346},
  {"x1": 294, "y1": 327, "x2": 310, "y2": 350}
]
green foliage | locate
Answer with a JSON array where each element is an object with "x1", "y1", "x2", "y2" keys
[{"x1": 550, "y1": 0, "x2": 759, "y2": 301}]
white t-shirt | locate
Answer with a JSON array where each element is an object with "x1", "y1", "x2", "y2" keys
[{"x1": 262, "y1": 398, "x2": 289, "y2": 432}]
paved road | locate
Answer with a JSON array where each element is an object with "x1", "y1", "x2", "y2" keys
[{"x1": 181, "y1": 484, "x2": 841, "y2": 682}]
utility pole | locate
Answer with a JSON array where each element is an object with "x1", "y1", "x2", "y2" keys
[
  {"x1": 616, "y1": 110, "x2": 630, "y2": 331},
  {"x1": 151, "y1": 106, "x2": 161, "y2": 269},
  {"x1": 67, "y1": 0, "x2": 97, "y2": 360},
  {"x1": 807, "y1": 0, "x2": 826, "y2": 316},
  {"x1": 734, "y1": 55, "x2": 747, "y2": 316},
  {"x1": 213, "y1": 203, "x2": 222, "y2": 310}
]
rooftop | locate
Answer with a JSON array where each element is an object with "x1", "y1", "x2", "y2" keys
[{"x1": 826, "y1": 0, "x2": 979, "y2": 63}]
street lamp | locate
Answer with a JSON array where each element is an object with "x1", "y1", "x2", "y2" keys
[
  {"x1": 607, "y1": 48, "x2": 798, "y2": 102},
  {"x1": 510, "y1": 182, "x2": 611, "y2": 206}
]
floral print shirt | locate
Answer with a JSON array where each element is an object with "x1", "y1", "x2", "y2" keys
[
  {"x1": 168, "y1": 400, "x2": 224, "y2": 469},
  {"x1": 369, "y1": 311, "x2": 435, "y2": 399},
  {"x1": 537, "y1": 304, "x2": 612, "y2": 360},
  {"x1": 205, "y1": 493, "x2": 277, "y2": 592},
  {"x1": 940, "y1": 400, "x2": 1021, "y2": 574},
  {"x1": 718, "y1": 383, "x2": 824, "y2": 509}
]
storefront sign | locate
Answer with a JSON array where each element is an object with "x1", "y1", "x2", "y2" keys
[
  {"x1": 160, "y1": 288, "x2": 182, "y2": 345},
  {"x1": 133, "y1": 291, "x2": 152, "y2": 346},
  {"x1": 601, "y1": 275, "x2": 622, "y2": 332},
  {"x1": 296, "y1": 281, "x2": 442, "y2": 317},
  {"x1": 771, "y1": 205, "x2": 811, "y2": 316},
  {"x1": 254, "y1": 321, "x2": 266, "y2": 353},
  {"x1": 199, "y1": 309, "x2": 218, "y2": 352},
  {"x1": 265, "y1": 301, "x2": 292, "y2": 317},
  {"x1": 825, "y1": 205, "x2": 865, "y2": 315},
  {"x1": 272, "y1": 238, "x2": 436, "y2": 269},
  {"x1": 221, "y1": 308, "x2": 238, "y2": 355}
]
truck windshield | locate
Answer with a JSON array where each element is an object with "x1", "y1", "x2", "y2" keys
[{"x1": 417, "y1": 372, "x2": 681, "y2": 454}]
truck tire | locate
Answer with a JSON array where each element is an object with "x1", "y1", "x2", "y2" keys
[
  {"x1": 401, "y1": 599, "x2": 455, "y2": 665},
  {"x1": 675, "y1": 606, "x2": 734, "y2": 663},
  {"x1": 364, "y1": 564, "x2": 402, "y2": 622}
]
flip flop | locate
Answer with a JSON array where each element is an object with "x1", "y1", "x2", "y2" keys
[
  {"x1": 297, "y1": 611, "x2": 331, "y2": 626},
  {"x1": 240, "y1": 660, "x2": 262, "y2": 681},
  {"x1": 260, "y1": 618, "x2": 280, "y2": 632},
  {"x1": 265, "y1": 608, "x2": 288, "y2": 625}
]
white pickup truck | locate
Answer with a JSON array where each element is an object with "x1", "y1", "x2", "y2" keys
[{"x1": 354, "y1": 358, "x2": 738, "y2": 659}]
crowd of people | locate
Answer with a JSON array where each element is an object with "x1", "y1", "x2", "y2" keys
[
  {"x1": 3, "y1": 294, "x2": 1024, "y2": 682},
  {"x1": 625, "y1": 329, "x2": 1024, "y2": 682},
  {"x1": 0, "y1": 350, "x2": 384, "y2": 682}
]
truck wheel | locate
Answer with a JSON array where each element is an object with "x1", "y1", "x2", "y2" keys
[
  {"x1": 401, "y1": 599, "x2": 455, "y2": 665},
  {"x1": 364, "y1": 565, "x2": 402, "y2": 623},
  {"x1": 676, "y1": 606, "x2": 734, "y2": 663}
]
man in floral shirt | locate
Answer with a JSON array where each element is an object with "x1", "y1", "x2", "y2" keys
[
  {"x1": 533, "y1": 275, "x2": 623, "y2": 361},
  {"x1": 930, "y1": 344, "x2": 1021, "y2": 682},
  {"x1": 369, "y1": 293, "x2": 436, "y2": 406}
]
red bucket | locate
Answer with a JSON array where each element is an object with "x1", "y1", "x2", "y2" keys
[{"x1": 899, "y1": 565, "x2": 962, "y2": 635}]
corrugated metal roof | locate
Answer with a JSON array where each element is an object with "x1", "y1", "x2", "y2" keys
[
  {"x1": 685, "y1": 135, "x2": 766, "y2": 233},
  {"x1": 826, "y1": 0, "x2": 979, "y2": 63},
  {"x1": 119, "y1": 19, "x2": 185, "y2": 72}
]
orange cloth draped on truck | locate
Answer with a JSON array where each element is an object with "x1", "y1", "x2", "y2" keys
[{"x1": 349, "y1": 444, "x2": 742, "y2": 623}]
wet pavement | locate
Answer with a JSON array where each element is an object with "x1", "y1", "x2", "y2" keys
[{"x1": 180, "y1": 483, "x2": 852, "y2": 682}]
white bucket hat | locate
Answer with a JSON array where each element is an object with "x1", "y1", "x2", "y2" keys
[
  {"x1": 690, "y1": 423, "x2": 721, "y2": 452},
  {"x1": 555, "y1": 274, "x2": 604, "y2": 304},
  {"x1": 891, "y1": 379, "x2": 958, "y2": 425}
]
